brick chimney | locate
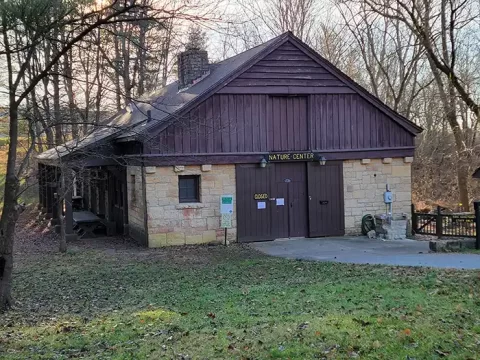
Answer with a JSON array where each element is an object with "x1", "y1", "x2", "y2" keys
[{"x1": 177, "y1": 48, "x2": 209, "y2": 89}]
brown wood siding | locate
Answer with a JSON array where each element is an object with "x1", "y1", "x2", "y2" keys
[
  {"x1": 150, "y1": 92, "x2": 414, "y2": 156},
  {"x1": 225, "y1": 41, "x2": 346, "y2": 90},
  {"x1": 310, "y1": 94, "x2": 414, "y2": 150}
]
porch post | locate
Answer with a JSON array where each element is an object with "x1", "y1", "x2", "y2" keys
[
  {"x1": 45, "y1": 166, "x2": 54, "y2": 219},
  {"x1": 51, "y1": 167, "x2": 61, "y2": 230},
  {"x1": 64, "y1": 171, "x2": 77, "y2": 241},
  {"x1": 474, "y1": 201, "x2": 480, "y2": 250},
  {"x1": 37, "y1": 163, "x2": 44, "y2": 210}
]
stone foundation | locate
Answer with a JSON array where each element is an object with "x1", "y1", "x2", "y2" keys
[
  {"x1": 145, "y1": 165, "x2": 236, "y2": 247},
  {"x1": 343, "y1": 158, "x2": 412, "y2": 235}
]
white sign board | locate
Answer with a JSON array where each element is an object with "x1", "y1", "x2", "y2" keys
[
  {"x1": 257, "y1": 201, "x2": 266, "y2": 209},
  {"x1": 276, "y1": 198, "x2": 285, "y2": 206},
  {"x1": 220, "y1": 195, "x2": 234, "y2": 215}
]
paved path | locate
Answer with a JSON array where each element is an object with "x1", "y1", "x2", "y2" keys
[{"x1": 250, "y1": 237, "x2": 480, "y2": 269}]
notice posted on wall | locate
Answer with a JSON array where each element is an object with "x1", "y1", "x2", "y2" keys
[
  {"x1": 276, "y1": 198, "x2": 285, "y2": 206},
  {"x1": 257, "y1": 201, "x2": 266, "y2": 209}
]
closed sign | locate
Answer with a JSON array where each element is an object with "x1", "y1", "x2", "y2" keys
[{"x1": 254, "y1": 193, "x2": 268, "y2": 200}]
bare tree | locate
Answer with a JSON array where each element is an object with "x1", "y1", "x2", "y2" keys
[
  {"x1": 0, "y1": 0, "x2": 199, "y2": 312},
  {"x1": 358, "y1": 0, "x2": 480, "y2": 210}
]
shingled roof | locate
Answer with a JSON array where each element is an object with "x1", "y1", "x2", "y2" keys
[{"x1": 37, "y1": 31, "x2": 421, "y2": 163}]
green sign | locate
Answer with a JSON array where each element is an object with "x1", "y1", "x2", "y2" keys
[{"x1": 222, "y1": 196, "x2": 233, "y2": 205}]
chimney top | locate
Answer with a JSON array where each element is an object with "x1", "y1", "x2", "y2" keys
[{"x1": 177, "y1": 49, "x2": 209, "y2": 90}]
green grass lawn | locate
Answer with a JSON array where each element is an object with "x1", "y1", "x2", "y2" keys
[{"x1": 1, "y1": 243, "x2": 480, "y2": 359}]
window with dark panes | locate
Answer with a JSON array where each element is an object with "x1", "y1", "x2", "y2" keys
[{"x1": 179, "y1": 175, "x2": 200, "y2": 203}]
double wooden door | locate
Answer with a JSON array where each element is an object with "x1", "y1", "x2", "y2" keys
[{"x1": 236, "y1": 161, "x2": 344, "y2": 242}]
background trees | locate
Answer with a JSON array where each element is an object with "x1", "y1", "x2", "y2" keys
[
  {"x1": 217, "y1": 0, "x2": 480, "y2": 211},
  {"x1": 2, "y1": 0, "x2": 480, "y2": 311},
  {"x1": 0, "y1": 0, "x2": 213, "y2": 311}
]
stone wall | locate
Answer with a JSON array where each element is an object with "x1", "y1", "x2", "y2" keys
[
  {"x1": 343, "y1": 158, "x2": 412, "y2": 235},
  {"x1": 145, "y1": 164, "x2": 236, "y2": 247},
  {"x1": 127, "y1": 166, "x2": 147, "y2": 244}
]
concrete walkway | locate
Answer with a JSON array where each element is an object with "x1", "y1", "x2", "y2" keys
[{"x1": 250, "y1": 237, "x2": 480, "y2": 269}]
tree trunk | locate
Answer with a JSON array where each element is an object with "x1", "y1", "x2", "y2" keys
[
  {"x1": 58, "y1": 172, "x2": 67, "y2": 253},
  {"x1": 113, "y1": 23, "x2": 122, "y2": 112},
  {"x1": 0, "y1": 106, "x2": 20, "y2": 311}
]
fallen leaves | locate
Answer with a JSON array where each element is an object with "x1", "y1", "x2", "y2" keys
[{"x1": 207, "y1": 312, "x2": 216, "y2": 320}]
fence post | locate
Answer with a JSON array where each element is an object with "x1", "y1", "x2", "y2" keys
[
  {"x1": 436, "y1": 206, "x2": 443, "y2": 239},
  {"x1": 475, "y1": 201, "x2": 480, "y2": 250},
  {"x1": 411, "y1": 204, "x2": 417, "y2": 233}
]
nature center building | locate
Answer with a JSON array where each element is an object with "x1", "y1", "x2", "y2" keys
[{"x1": 37, "y1": 32, "x2": 421, "y2": 247}]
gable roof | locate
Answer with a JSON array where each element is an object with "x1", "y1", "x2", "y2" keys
[{"x1": 38, "y1": 32, "x2": 422, "y2": 162}]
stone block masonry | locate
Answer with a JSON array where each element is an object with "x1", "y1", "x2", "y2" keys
[
  {"x1": 343, "y1": 158, "x2": 412, "y2": 235},
  {"x1": 145, "y1": 165, "x2": 236, "y2": 247}
]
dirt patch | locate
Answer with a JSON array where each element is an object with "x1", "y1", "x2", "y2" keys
[{"x1": 13, "y1": 206, "x2": 261, "y2": 268}]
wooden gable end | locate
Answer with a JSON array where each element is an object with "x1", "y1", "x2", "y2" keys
[
  {"x1": 219, "y1": 41, "x2": 351, "y2": 94},
  {"x1": 144, "y1": 37, "x2": 416, "y2": 163}
]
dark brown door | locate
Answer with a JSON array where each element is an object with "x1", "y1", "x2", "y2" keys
[
  {"x1": 272, "y1": 162, "x2": 308, "y2": 238},
  {"x1": 307, "y1": 161, "x2": 344, "y2": 237},
  {"x1": 236, "y1": 164, "x2": 274, "y2": 242}
]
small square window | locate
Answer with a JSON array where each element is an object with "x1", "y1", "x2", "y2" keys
[{"x1": 179, "y1": 175, "x2": 200, "y2": 203}]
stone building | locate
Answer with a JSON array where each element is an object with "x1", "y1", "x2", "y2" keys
[{"x1": 37, "y1": 32, "x2": 422, "y2": 247}]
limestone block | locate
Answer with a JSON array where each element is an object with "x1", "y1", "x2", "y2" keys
[
  {"x1": 174, "y1": 165, "x2": 185, "y2": 173},
  {"x1": 207, "y1": 217, "x2": 219, "y2": 230},
  {"x1": 167, "y1": 232, "x2": 185, "y2": 246},
  {"x1": 382, "y1": 158, "x2": 393, "y2": 164},
  {"x1": 202, "y1": 230, "x2": 217, "y2": 243},
  {"x1": 201, "y1": 164, "x2": 212, "y2": 172},
  {"x1": 186, "y1": 234, "x2": 205, "y2": 245},
  {"x1": 145, "y1": 166, "x2": 156, "y2": 174},
  {"x1": 149, "y1": 234, "x2": 167, "y2": 248},
  {"x1": 190, "y1": 218, "x2": 207, "y2": 228},
  {"x1": 392, "y1": 165, "x2": 411, "y2": 177},
  {"x1": 404, "y1": 157, "x2": 414, "y2": 163},
  {"x1": 202, "y1": 181, "x2": 215, "y2": 189},
  {"x1": 361, "y1": 159, "x2": 371, "y2": 165}
]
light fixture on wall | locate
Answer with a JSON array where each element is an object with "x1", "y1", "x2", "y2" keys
[
  {"x1": 317, "y1": 155, "x2": 327, "y2": 166},
  {"x1": 260, "y1": 158, "x2": 268, "y2": 168}
]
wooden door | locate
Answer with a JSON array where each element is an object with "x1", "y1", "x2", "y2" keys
[
  {"x1": 272, "y1": 162, "x2": 308, "y2": 238},
  {"x1": 236, "y1": 164, "x2": 274, "y2": 243},
  {"x1": 237, "y1": 162, "x2": 310, "y2": 242},
  {"x1": 307, "y1": 161, "x2": 344, "y2": 237}
]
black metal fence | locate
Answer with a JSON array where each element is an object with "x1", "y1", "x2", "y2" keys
[{"x1": 412, "y1": 204, "x2": 476, "y2": 238}]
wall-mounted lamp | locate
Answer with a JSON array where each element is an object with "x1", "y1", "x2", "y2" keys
[
  {"x1": 317, "y1": 155, "x2": 327, "y2": 166},
  {"x1": 260, "y1": 158, "x2": 268, "y2": 168}
]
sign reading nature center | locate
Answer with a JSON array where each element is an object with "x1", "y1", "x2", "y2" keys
[{"x1": 268, "y1": 152, "x2": 315, "y2": 162}]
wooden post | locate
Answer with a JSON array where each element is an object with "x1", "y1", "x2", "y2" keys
[
  {"x1": 51, "y1": 168, "x2": 59, "y2": 226},
  {"x1": 474, "y1": 201, "x2": 480, "y2": 250},
  {"x1": 37, "y1": 163, "x2": 43, "y2": 210},
  {"x1": 411, "y1": 204, "x2": 417, "y2": 233},
  {"x1": 64, "y1": 172, "x2": 77, "y2": 242},
  {"x1": 436, "y1": 205, "x2": 443, "y2": 239},
  {"x1": 45, "y1": 166, "x2": 54, "y2": 219}
]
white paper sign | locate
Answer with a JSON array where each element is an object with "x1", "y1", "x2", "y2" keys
[
  {"x1": 276, "y1": 198, "x2": 285, "y2": 206},
  {"x1": 221, "y1": 213, "x2": 232, "y2": 228},
  {"x1": 257, "y1": 201, "x2": 266, "y2": 209}
]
